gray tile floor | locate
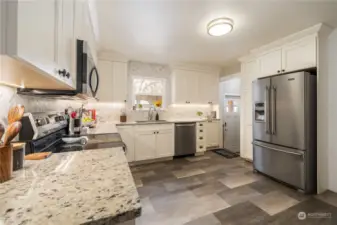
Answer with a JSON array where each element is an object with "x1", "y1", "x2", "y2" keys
[{"x1": 131, "y1": 151, "x2": 337, "y2": 225}]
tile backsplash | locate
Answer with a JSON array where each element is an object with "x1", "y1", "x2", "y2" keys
[
  {"x1": 0, "y1": 84, "x2": 219, "y2": 126},
  {"x1": 0, "y1": 85, "x2": 82, "y2": 126}
]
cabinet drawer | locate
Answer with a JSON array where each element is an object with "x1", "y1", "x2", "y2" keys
[{"x1": 197, "y1": 144, "x2": 206, "y2": 152}]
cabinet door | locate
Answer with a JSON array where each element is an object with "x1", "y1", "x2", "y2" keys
[
  {"x1": 97, "y1": 60, "x2": 114, "y2": 102},
  {"x1": 118, "y1": 126, "x2": 135, "y2": 162},
  {"x1": 16, "y1": 0, "x2": 59, "y2": 79},
  {"x1": 259, "y1": 49, "x2": 282, "y2": 77},
  {"x1": 184, "y1": 70, "x2": 199, "y2": 103},
  {"x1": 282, "y1": 36, "x2": 317, "y2": 72},
  {"x1": 58, "y1": 0, "x2": 75, "y2": 87},
  {"x1": 134, "y1": 130, "x2": 156, "y2": 161},
  {"x1": 198, "y1": 73, "x2": 219, "y2": 104},
  {"x1": 156, "y1": 130, "x2": 174, "y2": 158},
  {"x1": 172, "y1": 69, "x2": 198, "y2": 104},
  {"x1": 206, "y1": 122, "x2": 220, "y2": 147},
  {"x1": 112, "y1": 62, "x2": 128, "y2": 102}
]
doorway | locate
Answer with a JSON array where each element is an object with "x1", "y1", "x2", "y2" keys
[
  {"x1": 219, "y1": 75, "x2": 241, "y2": 155},
  {"x1": 223, "y1": 95, "x2": 240, "y2": 154}
]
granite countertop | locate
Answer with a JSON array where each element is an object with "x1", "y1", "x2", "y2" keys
[{"x1": 0, "y1": 148, "x2": 141, "y2": 225}]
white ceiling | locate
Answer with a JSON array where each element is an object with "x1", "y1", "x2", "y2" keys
[{"x1": 95, "y1": 0, "x2": 337, "y2": 67}]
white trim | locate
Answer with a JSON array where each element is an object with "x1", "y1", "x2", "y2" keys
[{"x1": 220, "y1": 73, "x2": 241, "y2": 82}]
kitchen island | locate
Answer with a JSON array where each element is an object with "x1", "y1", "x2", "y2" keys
[{"x1": 0, "y1": 147, "x2": 141, "y2": 225}]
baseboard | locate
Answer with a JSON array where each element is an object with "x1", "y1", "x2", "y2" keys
[{"x1": 129, "y1": 156, "x2": 173, "y2": 166}]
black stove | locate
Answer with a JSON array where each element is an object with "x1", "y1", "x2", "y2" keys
[{"x1": 19, "y1": 112, "x2": 125, "y2": 155}]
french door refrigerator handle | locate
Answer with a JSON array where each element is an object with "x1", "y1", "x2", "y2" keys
[
  {"x1": 265, "y1": 86, "x2": 270, "y2": 134},
  {"x1": 271, "y1": 86, "x2": 276, "y2": 134},
  {"x1": 253, "y1": 142, "x2": 303, "y2": 157}
]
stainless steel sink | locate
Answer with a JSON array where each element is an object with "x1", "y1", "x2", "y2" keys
[{"x1": 136, "y1": 120, "x2": 167, "y2": 124}]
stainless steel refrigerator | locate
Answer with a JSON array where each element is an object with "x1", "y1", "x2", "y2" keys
[{"x1": 252, "y1": 71, "x2": 317, "y2": 194}]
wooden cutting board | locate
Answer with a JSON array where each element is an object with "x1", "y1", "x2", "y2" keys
[{"x1": 24, "y1": 152, "x2": 52, "y2": 160}]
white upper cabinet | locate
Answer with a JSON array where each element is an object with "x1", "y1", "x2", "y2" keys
[
  {"x1": 257, "y1": 35, "x2": 317, "y2": 78},
  {"x1": 198, "y1": 72, "x2": 219, "y2": 104},
  {"x1": 58, "y1": 0, "x2": 76, "y2": 87},
  {"x1": 112, "y1": 62, "x2": 128, "y2": 102},
  {"x1": 282, "y1": 36, "x2": 317, "y2": 72},
  {"x1": 97, "y1": 60, "x2": 128, "y2": 102},
  {"x1": 172, "y1": 69, "x2": 198, "y2": 104},
  {"x1": 10, "y1": 0, "x2": 60, "y2": 80},
  {"x1": 97, "y1": 60, "x2": 114, "y2": 102},
  {"x1": 1, "y1": 0, "x2": 78, "y2": 89},
  {"x1": 172, "y1": 69, "x2": 219, "y2": 104},
  {"x1": 259, "y1": 49, "x2": 282, "y2": 76}
]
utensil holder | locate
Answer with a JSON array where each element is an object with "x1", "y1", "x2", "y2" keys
[{"x1": 0, "y1": 145, "x2": 13, "y2": 183}]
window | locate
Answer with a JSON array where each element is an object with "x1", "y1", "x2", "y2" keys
[{"x1": 131, "y1": 77, "x2": 167, "y2": 109}]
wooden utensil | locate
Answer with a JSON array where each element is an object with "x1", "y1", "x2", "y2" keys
[
  {"x1": 25, "y1": 152, "x2": 52, "y2": 160},
  {"x1": 8, "y1": 105, "x2": 25, "y2": 124},
  {"x1": 3, "y1": 121, "x2": 22, "y2": 146},
  {"x1": 0, "y1": 123, "x2": 5, "y2": 142},
  {"x1": 0, "y1": 145, "x2": 13, "y2": 183}
]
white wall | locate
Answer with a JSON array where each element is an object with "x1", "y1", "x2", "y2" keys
[{"x1": 328, "y1": 28, "x2": 337, "y2": 192}]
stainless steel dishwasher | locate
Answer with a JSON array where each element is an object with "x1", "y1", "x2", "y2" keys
[{"x1": 175, "y1": 123, "x2": 196, "y2": 156}]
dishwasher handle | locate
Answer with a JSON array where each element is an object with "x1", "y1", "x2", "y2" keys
[{"x1": 175, "y1": 123, "x2": 196, "y2": 127}]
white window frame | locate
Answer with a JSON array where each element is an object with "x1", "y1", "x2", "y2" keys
[{"x1": 130, "y1": 76, "x2": 168, "y2": 109}]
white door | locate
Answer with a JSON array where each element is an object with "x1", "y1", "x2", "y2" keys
[
  {"x1": 134, "y1": 130, "x2": 156, "y2": 161},
  {"x1": 282, "y1": 36, "x2": 317, "y2": 72},
  {"x1": 259, "y1": 49, "x2": 282, "y2": 76},
  {"x1": 118, "y1": 126, "x2": 135, "y2": 162},
  {"x1": 223, "y1": 96, "x2": 241, "y2": 153},
  {"x1": 156, "y1": 130, "x2": 173, "y2": 158}
]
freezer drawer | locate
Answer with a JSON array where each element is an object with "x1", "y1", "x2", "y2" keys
[{"x1": 253, "y1": 141, "x2": 305, "y2": 190}]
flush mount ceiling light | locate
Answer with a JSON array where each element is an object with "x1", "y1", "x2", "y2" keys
[{"x1": 207, "y1": 18, "x2": 234, "y2": 37}]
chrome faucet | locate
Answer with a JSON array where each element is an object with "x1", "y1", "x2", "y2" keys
[{"x1": 148, "y1": 105, "x2": 155, "y2": 121}]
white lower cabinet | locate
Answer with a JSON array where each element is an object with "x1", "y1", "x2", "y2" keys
[
  {"x1": 135, "y1": 130, "x2": 157, "y2": 161},
  {"x1": 156, "y1": 129, "x2": 174, "y2": 158},
  {"x1": 117, "y1": 126, "x2": 135, "y2": 162},
  {"x1": 205, "y1": 121, "x2": 220, "y2": 148},
  {"x1": 118, "y1": 124, "x2": 174, "y2": 162}
]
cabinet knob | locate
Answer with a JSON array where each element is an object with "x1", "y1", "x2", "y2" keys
[
  {"x1": 282, "y1": 69, "x2": 285, "y2": 72},
  {"x1": 65, "y1": 72, "x2": 70, "y2": 78},
  {"x1": 277, "y1": 70, "x2": 280, "y2": 73},
  {"x1": 58, "y1": 69, "x2": 66, "y2": 77}
]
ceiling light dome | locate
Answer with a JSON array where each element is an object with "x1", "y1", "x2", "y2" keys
[{"x1": 207, "y1": 18, "x2": 234, "y2": 36}]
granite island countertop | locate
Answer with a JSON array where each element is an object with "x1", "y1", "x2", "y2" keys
[{"x1": 0, "y1": 148, "x2": 141, "y2": 225}]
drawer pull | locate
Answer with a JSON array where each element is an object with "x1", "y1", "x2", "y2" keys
[
  {"x1": 199, "y1": 137, "x2": 203, "y2": 140},
  {"x1": 199, "y1": 124, "x2": 203, "y2": 126},
  {"x1": 199, "y1": 130, "x2": 203, "y2": 132},
  {"x1": 199, "y1": 146, "x2": 203, "y2": 149}
]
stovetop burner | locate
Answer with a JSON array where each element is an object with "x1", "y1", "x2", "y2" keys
[{"x1": 25, "y1": 131, "x2": 125, "y2": 155}]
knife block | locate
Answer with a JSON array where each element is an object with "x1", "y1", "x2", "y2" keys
[{"x1": 0, "y1": 145, "x2": 13, "y2": 183}]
